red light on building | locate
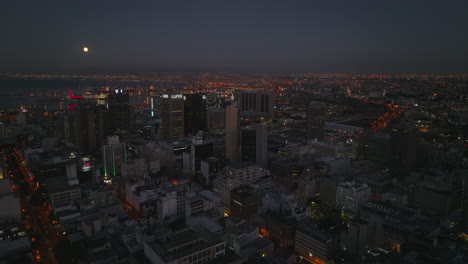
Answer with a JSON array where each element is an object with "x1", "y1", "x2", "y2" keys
[{"x1": 68, "y1": 88, "x2": 83, "y2": 99}]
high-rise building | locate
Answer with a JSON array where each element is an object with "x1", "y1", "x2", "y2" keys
[
  {"x1": 102, "y1": 135, "x2": 127, "y2": 183},
  {"x1": 160, "y1": 94, "x2": 184, "y2": 140},
  {"x1": 107, "y1": 88, "x2": 130, "y2": 133},
  {"x1": 225, "y1": 101, "x2": 240, "y2": 163},
  {"x1": 150, "y1": 95, "x2": 161, "y2": 118},
  {"x1": 235, "y1": 89, "x2": 274, "y2": 118},
  {"x1": 390, "y1": 125, "x2": 418, "y2": 179},
  {"x1": 69, "y1": 102, "x2": 106, "y2": 155},
  {"x1": 184, "y1": 94, "x2": 207, "y2": 136},
  {"x1": 183, "y1": 135, "x2": 215, "y2": 175},
  {"x1": 240, "y1": 123, "x2": 268, "y2": 167},
  {"x1": 240, "y1": 127, "x2": 256, "y2": 163},
  {"x1": 305, "y1": 101, "x2": 327, "y2": 143}
]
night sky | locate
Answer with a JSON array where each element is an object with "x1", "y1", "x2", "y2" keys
[{"x1": 1, "y1": 0, "x2": 468, "y2": 73}]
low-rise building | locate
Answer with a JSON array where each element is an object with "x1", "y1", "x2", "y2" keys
[{"x1": 144, "y1": 227, "x2": 225, "y2": 264}]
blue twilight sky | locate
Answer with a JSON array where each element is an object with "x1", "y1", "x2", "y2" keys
[{"x1": 1, "y1": 0, "x2": 467, "y2": 73}]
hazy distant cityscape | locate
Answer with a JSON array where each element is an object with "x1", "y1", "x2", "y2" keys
[{"x1": 0, "y1": 71, "x2": 467, "y2": 264}]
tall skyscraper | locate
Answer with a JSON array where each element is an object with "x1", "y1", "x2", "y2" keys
[
  {"x1": 390, "y1": 125, "x2": 417, "y2": 180},
  {"x1": 108, "y1": 88, "x2": 130, "y2": 133},
  {"x1": 150, "y1": 95, "x2": 161, "y2": 118},
  {"x1": 102, "y1": 135, "x2": 127, "y2": 183},
  {"x1": 160, "y1": 94, "x2": 184, "y2": 140},
  {"x1": 306, "y1": 101, "x2": 327, "y2": 143},
  {"x1": 240, "y1": 123, "x2": 267, "y2": 167},
  {"x1": 184, "y1": 94, "x2": 207, "y2": 136},
  {"x1": 225, "y1": 101, "x2": 240, "y2": 163},
  {"x1": 241, "y1": 127, "x2": 256, "y2": 163},
  {"x1": 68, "y1": 102, "x2": 106, "y2": 155}
]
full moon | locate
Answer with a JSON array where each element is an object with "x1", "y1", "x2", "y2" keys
[{"x1": 83, "y1": 47, "x2": 89, "y2": 53}]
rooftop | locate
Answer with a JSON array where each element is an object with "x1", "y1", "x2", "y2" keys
[{"x1": 147, "y1": 228, "x2": 223, "y2": 262}]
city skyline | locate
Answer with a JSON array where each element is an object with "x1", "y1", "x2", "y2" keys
[{"x1": 1, "y1": 1, "x2": 468, "y2": 264}]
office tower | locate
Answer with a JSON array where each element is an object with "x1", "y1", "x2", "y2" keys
[
  {"x1": 235, "y1": 89, "x2": 275, "y2": 117},
  {"x1": 240, "y1": 123, "x2": 267, "y2": 167},
  {"x1": 225, "y1": 101, "x2": 240, "y2": 163},
  {"x1": 69, "y1": 102, "x2": 105, "y2": 155},
  {"x1": 96, "y1": 105, "x2": 111, "y2": 145},
  {"x1": 184, "y1": 94, "x2": 207, "y2": 136},
  {"x1": 160, "y1": 93, "x2": 184, "y2": 140},
  {"x1": 390, "y1": 125, "x2": 417, "y2": 179},
  {"x1": 305, "y1": 101, "x2": 327, "y2": 143},
  {"x1": 143, "y1": 119, "x2": 161, "y2": 142},
  {"x1": 150, "y1": 95, "x2": 161, "y2": 118},
  {"x1": 183, "y1": 136, "x2": 214, "y2": 175},
  {"x1": 241, "y1": 124, "x2": 268, "y2": 167},
  {"x1": 108, "y1": 88, "x2": 130, "y2": 133},
  {"x1": 102, "y1": 135, "x2": 127, "y2": 183},
  {"x1": 241, "y1": 127, "x2": 256, "y2": 163}
]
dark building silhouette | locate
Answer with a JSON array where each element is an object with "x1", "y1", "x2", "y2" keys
[
  {"x1": 225, "y1": 101, "x2": 240, "y2": 163},
  {"x1": 263, "y1": 213, "x2": 297, "y2": 249},
  {"x1": 161, "y1": 94, "x2": 184, "y2": 140},
  {"x1": 184, "y1": 94, "x2": 207, "y2": 136},
  {"x1": 192, "y1": 142, "x2": 214, "y2": 174},
  {"x1": 390, "y1": 125, "x2": 418, "y2": 179},
  {"x1": 201, "y1": 156, "x2": 226, "y2": 186},
  {"x1": 306, "y1": 101, "x2": 327, "y2": 143},
  {"x1": 241, "y1": 123, "x2": 267, "y2": 167},
  {"x1": 107, "y1": 89, "x2": 130, "y2": 134},
  {"x1": 241, "y1": 127, "x2": 256, "y2": 164},
  {"x1": 68, "y1": 102, "x2": 106, "y2": 155},
  {"x1": 230, "y1": 186, "x2": 258, "y2": 219},
  {"x1": 235, "y1": 89, "x2": 274, "y2": 118}
]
